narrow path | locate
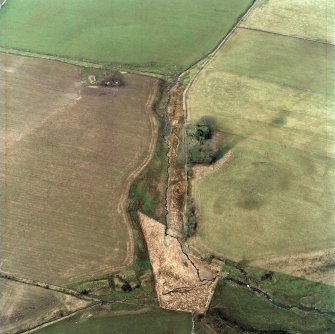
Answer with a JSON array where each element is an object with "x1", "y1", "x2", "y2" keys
[
  {"x1": 117, "y1": 80, "x2": 158, "y2": 267},
  {"x1": 0, "y1": 271, "x2": 99, "y2": 302},
  {"x1": 239, "y1": 26, "x2": 335, "y2": 46},
  {"x1": 21, "y1": 303, "x2": 99, "y2": 334},
  {"x1": 2, "y1": 270, "x2": 161, "y2": 334}
]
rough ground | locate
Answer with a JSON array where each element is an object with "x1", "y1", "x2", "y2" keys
[
  {"x1": 250, "y1": 248, "x2": 335, "y2": 286},
  {"x1": 138, "y1": 212, "x2": 219, "y2": 313},
  {"x1": 166, "y1": 85, "x2": 186, "y2": 238}
]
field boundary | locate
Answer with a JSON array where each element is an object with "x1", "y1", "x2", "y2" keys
[
  {"x1": 22, "y1": 303, "x2": 98, "y2": 334},
  {"x1": 0, "y1": 271, "x2": 99, "y2": 302},
  {"x1": 239, "y1": 26, "x2": 335, "y2": 46},
  {"x1": 0, "y1": 48, "x2": 168, "y2": 80},
  {"x1": 181, "y1": 0, "x2": 258, "y2": 113}
]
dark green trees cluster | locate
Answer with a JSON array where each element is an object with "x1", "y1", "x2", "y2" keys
[
  {"x1": 185, "y1": 124, "x2": 216, "y2": 164},
  {"x1": 184, "y1": 195, "x2": 197, "y2": 238}
]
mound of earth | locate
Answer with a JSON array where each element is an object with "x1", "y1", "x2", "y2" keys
[{"x1": 138, "y1": 212, "x2": 219, "y2": 314}]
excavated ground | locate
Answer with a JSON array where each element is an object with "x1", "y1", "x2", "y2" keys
[{"x1": 138, "y1": 212, "x2": 219, "y2": 313}]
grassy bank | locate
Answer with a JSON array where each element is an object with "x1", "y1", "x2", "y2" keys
[{"x1": 196, "y1": 260, "x2": 335, "y2": 333}]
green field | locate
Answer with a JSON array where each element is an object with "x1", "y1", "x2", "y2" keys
[
  {"x1": 0, "y1": 0, "x2": 253, "y2": 75},
  {"x1": 36, "y1": 309, "x2": 192, "y2": 334},
  {"x1": 187, "y1": 28, "x2": 335, "y2": 262},
  {"x1": 241, "y1": 0, "x2": 335, "y2": 44},
  {"x1": 203, "y1": 279, "x2": 335, "y2": 333},
  {"x1": 0, "y1": 53, "x2": 156, "y2": 284}
]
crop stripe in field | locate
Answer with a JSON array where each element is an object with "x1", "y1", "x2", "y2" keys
[{"x1": 239, "y1": 26, "x2": 335, "y2": 47}]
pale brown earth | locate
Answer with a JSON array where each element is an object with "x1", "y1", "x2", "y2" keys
[
  {"x1": 250, "y1": 248, "x2": 335, "y2": 286},
  {"x1": 138, "y1": 212, "x2": 219, "y2": 314},
  {"x1": 0, "y1": 279, "x2": 91, "y2": 334},
  {"x1": 0, "y1": 53, "x2": 157, "y2": 284}
]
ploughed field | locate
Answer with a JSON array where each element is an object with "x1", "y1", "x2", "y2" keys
[
  {"x1": 0, "y1": 0, "x2": 252, "y2": 75},
  {"x1": 187, "y1": 3, "x2": 335, "y2": 272},
  {"x1": 0, "y1": 53, "x2": 156, "y2": 285},
  {"x1": 0, "y1": 279, "x2": 90, "y2": 334}
]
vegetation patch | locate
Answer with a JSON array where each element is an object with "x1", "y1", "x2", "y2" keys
[
  {"x1": 35, "y1": 307, "x2": 192, "y2": 334},
  {"x1": 187, "y1": 29, "x2": 335, "y2": 265},
  {"x1": 241, "y1": 0, "x2": 335, "y2": 44},
  {"x1": 0, "y1": 0, "x2": 253, "y2": 75},
  {"x1": 198, "y1": 259, "x2": 335, "y2": 334},
  {"x1": 202, "y1": 278, "x2": 335, "y2": 333}
]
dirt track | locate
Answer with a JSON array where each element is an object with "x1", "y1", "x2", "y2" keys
[{"x1": 117, "y1": 80, "x2": 159, "y2": 268}]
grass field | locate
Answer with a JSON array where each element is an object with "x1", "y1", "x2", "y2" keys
[
  {"x1": 0, "y1": 53, "x2": 156, "y2": 284},
  {"x1": 240, "y1": 0, "x2": 335, "y2": 44},
  {"x1": 0, "y1": 0, "x2": 253, "y2": 75},
  {"x1": 36, "y1": 308, "x2": 192, "y2": 334},
  {"x1": 0, "y1": 279, "x2": 90, "y2": 334},
  {"x1": 187, "y1": 28, "x2": 335, "y2": 263},
  {"x1": 204, "y1": 279, "x2": 335, "y2": 333}
]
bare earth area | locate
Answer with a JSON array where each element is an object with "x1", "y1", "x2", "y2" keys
[
  {"x1": 138, "y1": 212, "x2": 219, "y2": 313},
  {"x1": 0, "y1": 53, "x2": 157, "y2": 285}
]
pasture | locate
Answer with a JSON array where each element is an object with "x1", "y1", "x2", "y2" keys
[
  {"x1": 205, "y1": 279, "x2": 335, "y2": 333},
  {"x1": 36, "y1": 308, "x2": 192, "y2": 334},
  {"x1": 0, "y1": 53, "x2": 156, "y2": 285},
  {"x1": 240, "y1": 0, "x2": 335, "y2": 44},
  {"x1": 187, "y1": 29, "x2": 335, "y2": 263},
  {"x1": 0, "y1": 279, "x2": 90, "y2": 334},
  {"x1": 0, "y1": 0, "x2": 253, "y2": 75}
]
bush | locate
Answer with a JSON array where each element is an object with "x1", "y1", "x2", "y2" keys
[
  {"x1": 184, "y1": 196, "x2": 197, "y2": 238},
  {"x1": 185, "y1": 123, "x2": 217, "y2": 164}
]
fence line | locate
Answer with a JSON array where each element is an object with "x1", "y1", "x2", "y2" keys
[{"x1": 0, "y1": 0, "x2": 9, "y2": 9}]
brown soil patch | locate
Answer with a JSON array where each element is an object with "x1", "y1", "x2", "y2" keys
[
  {"x1": 250, "y1": 248, "x2": 335, "y2": 286},
  {"x1": 138, "y1": 212, "x2": 219, "y2": 313}
]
